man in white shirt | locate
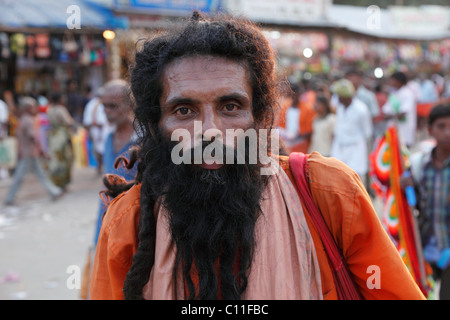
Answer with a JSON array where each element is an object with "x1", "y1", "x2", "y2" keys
[
  {"x1": 345, "y1": 69, "x2": 382, "y2": 140},
  {"x1": 382, "y1": 71, "x2": 417, "y2": 148},
  {"x1": 0, "y1": 98, "x2": 8, "y2": 140},
  {"x1": 330, "y1": 79, "x2": 373, "y2": 181},
  {"x1": 418, "y1": 73, "x2": 439, "y2": 104},
  {"x1": 346, "y1": 69, "x2": 380, "y2": 120},
  {"x1": 82, "y1": 87, "x2": 111, "y2": 175}
]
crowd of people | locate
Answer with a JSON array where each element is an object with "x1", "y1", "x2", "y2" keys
[
  {"x1": 276, "y1": 68, "x2": 450, "y2": 191},
  {"x1": 0, "y1": 77, "x2": 139, "y2": 207},
  {"x1": 276, "y1": 68, "x2": 450, "y2": 299},
  {"x1": 0, "y1": 87, "x2": 77, "y2": 205}
]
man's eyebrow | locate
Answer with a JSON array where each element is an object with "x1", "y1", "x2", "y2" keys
[
  {"x1": 163, "y1": 97, "x2": 200, "y2": 107},
  {"x1": 218, "y1": 92, "x2": 250, "y2": 103},
  {"x1": 103, "y1": 101, "x2": 119, "y2": 107},
  {"x1": 163, "y1": 92, "x2": 250, "y2": 107}
]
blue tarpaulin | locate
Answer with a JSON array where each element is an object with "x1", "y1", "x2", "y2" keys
[
  {"x1": 128, "y1": 0, "x2": 215, "y2": 12},
  {"x1": 0, "y1": 0, "x2": 126, "y2": 30},
  {"x1": 117, "y1": 0, "x2": 221, "y2": 16}
]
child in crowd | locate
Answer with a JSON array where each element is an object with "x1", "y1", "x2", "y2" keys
[{"x1": 402, "y1": 103, "x2": 450, "y2": 299}]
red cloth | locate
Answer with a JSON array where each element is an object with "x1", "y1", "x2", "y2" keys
[{"x1": 289, "y1": 152, "x2": 362, "y2": 300}]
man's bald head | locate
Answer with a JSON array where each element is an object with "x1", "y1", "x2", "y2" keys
[
  {"x1": 102, "y1": 79, "x2": 133, "y2": 107},
  {"x1": 101, "y1": 79, "x2": 134, "y2": 125}
]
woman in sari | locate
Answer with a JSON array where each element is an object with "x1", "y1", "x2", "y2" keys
[{"x1": 47, "y1": 92, "x2": 75, "y2": 189}]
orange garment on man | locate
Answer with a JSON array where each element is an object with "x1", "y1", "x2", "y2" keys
[
  {"x1": 289, "y1": 104, "x2": 316, "y2": 153},
  {"x1": 90, "y1": 152, "x2": 425, "y2": 300},
  {"x1": 274, "y1": 94, "x2": 292, "y2": 129},
  {"x1": 278, "y1": 90, "x2": 317, "y2": 154},
  {"x1": 294, "y1": 90, "x2": 317, "y2": 153}
]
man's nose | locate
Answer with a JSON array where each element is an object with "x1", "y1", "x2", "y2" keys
[
  {"x1": 199, "y1": 108, "x2": 223, "y2": 142},
  {"x1": 444, "y1": 126, "x2": 450, "y2": 138}
]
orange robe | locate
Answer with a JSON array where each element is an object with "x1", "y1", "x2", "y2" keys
[
  {"x1": 90, "y1": 152, "x2": 425, "y2": 300},
  {"x1": 278, "y1": 91, "x2": 317, "y2": 154}
]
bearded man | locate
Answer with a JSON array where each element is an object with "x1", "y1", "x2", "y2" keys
[{"x1": 90, "y1": 13, "x2": 425, "y2": 300}]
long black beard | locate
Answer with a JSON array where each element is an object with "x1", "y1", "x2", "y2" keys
[{"x1": 149, "y1": 135, "x2": 268, "y2": 300}]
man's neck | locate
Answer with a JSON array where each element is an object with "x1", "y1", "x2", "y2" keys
[
  {"x1": 113, "y1": 120, "x2": 134, "y2": 152},
  {"x1": 116, "y1": 120, "x2": 133, "y2": 134},
  {"x1": 342, "y1": 100, "x2": 352, "y2": 109}
]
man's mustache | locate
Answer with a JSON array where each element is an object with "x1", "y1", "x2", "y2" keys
[
  {"x1": 172, "y1": 138, "x2": 255, "y2": 166},
  {"x1": 168, "y1": 127, "x2": 280, "y2": 176}
]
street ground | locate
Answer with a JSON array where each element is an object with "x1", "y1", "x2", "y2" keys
[{"x1": 0, "y1": 165, "x2": 103, "y2": 300}]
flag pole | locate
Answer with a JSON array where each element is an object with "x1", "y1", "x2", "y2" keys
[{"x1": 392, "y1": 125, "x2": 429, "y2": 296}]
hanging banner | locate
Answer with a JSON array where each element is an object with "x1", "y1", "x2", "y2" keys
[
  {"x1": 224, "y1": 0, "x2": 330, "y2": 25},
  {"x1": 390, "y1": 5, "x2": 449, "y2": 37},
  {"x1": 370, "y1": 125, "x2": 434, "y2": 298}
]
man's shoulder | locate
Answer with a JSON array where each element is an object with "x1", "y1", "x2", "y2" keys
[
  {"x1": 410, "y1": 148, "x2": 433, "y2": 183},
  {"x1": 352, "y1": 98, "x2": 371, "y2": 115},
  {"x1": 280, "y1": 152, "x2": 362, "y2": 192},
  {"x1": 310, "y1": 152, "x2": 363, "y2": 194},
  {"x1": 101, "y1": 184, "x2": 142, "y2": 236}
]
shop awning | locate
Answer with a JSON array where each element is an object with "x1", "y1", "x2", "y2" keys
[
  {"x1": 0, "y1": 0, "x2": 125, "y2": 30},
  {"x1": 328, "y1": 5, "x2": 450, "y2": 41},
  {"x1": 223, "y1": 1, "x2": 450, "y2": 41}
]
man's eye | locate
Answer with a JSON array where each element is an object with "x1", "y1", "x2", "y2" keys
[
  {"x1": 104, "y1": 103, "x2": 117, "y2": 110},
  {"x1": 176, "y1": 107, "x2": 192, "y2": 115},
  {"x1": 224, "y1": 104, "x2": 239, "y2": 112}
]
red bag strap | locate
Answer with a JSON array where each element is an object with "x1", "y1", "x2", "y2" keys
[{"x1": 289, "y1": 152, "x2": 362, "y2": 300}]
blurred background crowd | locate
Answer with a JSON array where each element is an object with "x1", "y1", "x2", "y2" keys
[{"x1": 0, "y1": 0, "x2": 448, "y2": 185}]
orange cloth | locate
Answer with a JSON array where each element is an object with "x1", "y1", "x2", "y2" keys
[
  {"x1": 275, "y1": 96, "x2": 292, "y2": 129},
  {"x1": 89, "y1": 190, "x2": 140, "y2": 300},
  {"x1": 90, "y1": 152, "x2": 426, "y2": 300},
  {"x1": 280, "y1": 152, "x2": 425, "y2": 300},
  {"x1": 277, "y1": 90, "x2": 316, "y2": 137},
  {"x1": 284, "y1": 91, "x2": 317, "y2": 154},
  {"x1": 298, "y1": 90, "x2": 317, "y2": 136}
]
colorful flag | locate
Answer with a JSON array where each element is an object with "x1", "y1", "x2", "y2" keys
[
  {"x1": 370, "y1": 125, "x2": 433, "y2": 297},
  {"x1": 71, "y1": 127, "x2": 91, "y2": 168}
]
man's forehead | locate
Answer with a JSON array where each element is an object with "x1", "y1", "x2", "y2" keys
[
  {"x1": 432, "y1": 116, "x2": 450, "y2": 125},
  {"x1": 101, "y1": 90, "x2": 124, "y2": 102},
  {"x1": 168, "y1": 54, "x2": 245, "y2": 67},
  {"x1": 163, "y1": 55, "x2": 250, "y2": 82}
]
